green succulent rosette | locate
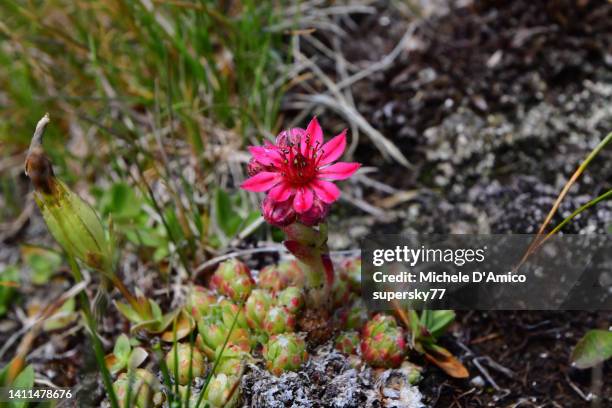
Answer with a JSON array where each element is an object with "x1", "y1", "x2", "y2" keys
[
  {"x1": 263, "y1": 333, "x2": 308, "y2": 376},
  {"x1": 165, "y1": 343, "x2": 206, "y2": 385},
  {"x1": 276, "y1": 286, "x2": 304, "y2": 315},
  {"x1": 360, "y1": 313, "x2": 407, "y2": 368},
  {"x1": 210, "y1": 259, "x2": 254, "y2": 302}
]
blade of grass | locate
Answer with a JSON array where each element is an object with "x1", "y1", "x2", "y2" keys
[
  {"x1": 67, "y1": 255, "x2": 119, "y2": 408},
  {"x1": 172, "y1": 317, "x2": 180, "y2": 401},
  {"x1": 155, "y1": 342, "x2": 175, "y2": 406},
  {"x1": 134, "y1": 157, "x2": 193, "y2": 276}
]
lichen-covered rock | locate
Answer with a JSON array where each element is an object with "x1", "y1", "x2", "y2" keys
[
  {"x1": 164, "y1": 343, "x2": 205, "y2": 385},
  {"x1": 376, "y1": 363, "x2": 424, "y2": 407},
  {"x1": 263, "y1": 333, "x2": 308, "y2": 376},
  {"x1": 360, "y1": 314, "x2": 406, "y2": 368},
  {"x1": 242, "y1": 345, "x2": 423, "y2": 407},
  {"x1": 210, "y1": 259, "x2": 254, "y2": 301}
]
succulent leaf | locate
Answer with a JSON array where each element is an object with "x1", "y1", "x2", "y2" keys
[
  {"x1": 263, "y1": 333, "x2": 308, "y2": 376},
  {"x1": 360, "y1": 313, "x2": 406, "y2": 368},
  {"x1": 262, "y1": 306, "x2": 296, "y2": 335},
  {"x1": 164, "y1": 343, "x2": 206, "y2": 385},
  {"x1": 334, "y1": 331, "x2": 360, "y2": 355},
  {"x1": 275, "y1": 286, "x2": 304, "y2": 315},
  {"x1": 210, "y1": 259, "x2": 254, "y2": 302},
  {"x1": 244, "y1": 289, "x2": 273, "y2": 331}
]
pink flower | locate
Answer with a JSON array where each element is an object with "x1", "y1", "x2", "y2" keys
[{"x1": 241, "y1": 117, "x2": 360, "y2": 223}]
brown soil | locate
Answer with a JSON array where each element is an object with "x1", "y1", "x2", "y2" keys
[{"x1": 420, "y1": 311, "x2": 611, "y2": 406}]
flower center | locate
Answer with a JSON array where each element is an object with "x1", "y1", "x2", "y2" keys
[{"x1": 278, "y1": 136, "x2": 322, "y2": 186}]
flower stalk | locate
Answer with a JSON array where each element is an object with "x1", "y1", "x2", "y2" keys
[{"x1": 282, "y1": 223, "x2": 334, "y2": 311}]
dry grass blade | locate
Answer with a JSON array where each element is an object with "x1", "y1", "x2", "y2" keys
[
  {"x1": 536, "y1": 131, "x2": 612, "y2": 237},
  {"x1": 424, "y1": 350, "x2": 469, "y2": 379},
  {"x1": 289, "y1": 20, "x2": 413, "y2": 168},
  {"x1": 297, "y1": 93, "x2": 412, "y2": 168},
  {"x1": 391, "y1": 299, "x2": 412, "y2": 328},
  {"x1": 0, "y1": 280, "x2": 87, "y2": 369},
  {"x1": 530, "y1": 188, "x2": 612, "y2": 254},
  {"x1": 519, "y1": 131, "x2": 612, "y2": 266}
]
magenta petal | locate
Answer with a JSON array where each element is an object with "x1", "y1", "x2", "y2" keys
[
  {"x1": 319, "y1": 130, "x2": 347, "y2": 165},
  {"x1": 306, "y1": 117, "x2": 324, "y2": 146},
  {"x1": 293, "y1": 187, "x2": 314, "y2": 213},
  {"x1": 312, "y1": 180, "x2": 340, "y2": 203},
  {"x1": 303, "y1": 117, "x2": 323, "y2": 156},
  {"x1": 248, "y1": 146, "x2": 281, "y2": 166},
  {"x1": 318, "y1": 162, "x2": 361, "y2": 180},
  {"x1": 241, "y1": 171, "x2": 281, "y2": 192},
  {"x1": 268, "y1": 182, "x2": 293, "y2": 202}
]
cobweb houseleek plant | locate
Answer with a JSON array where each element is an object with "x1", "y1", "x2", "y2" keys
[{"x1": 241, "y1": 117, "x2": 360, "y2": 341}]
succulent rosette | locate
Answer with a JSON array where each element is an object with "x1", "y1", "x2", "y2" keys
[
  {"x1": 164, "y1": 343, "x2": 205, "y2": 385},
  {"x1": 113, "y1": 369, "x2": 162, "y2": 408},
  {"x1": 241, "y1": 117, "x2": 360, "y2": 227},
  {"x1": 210, "y1": 259, "x2": 254, "y2": 302},
  {"x1": 187, "y1": 285, "x2": 217, "y2": 320},
  {"x1": 244, "y1": 289, "x2": 273, "y2": 331},
  {"x1": 197, "y1": 304, "x2": 251, "y2": 358},
  {"x1": 217, "y1": 299, "x2": 249, "y2": 329},
  {"x1": 203, "y1": 373, "x2": 240, "y2": 408},
  {"x1": 257, "y1": 260, "x2": 305, "y2": 292},
  {"x1": 177, "y1": 385, "x2": 201, "y2": 408},
  {"x1": 263, "y1": 333, "x2": 308, "y2": 376},
  {"x1": 335, "y1": 296, "x2": 369, "y2": 330},
  {"x1": 360, "y1": 313, "x2": 407, "y2": 368},
  {"x1": 334, "y1": 331, "x2": 360, "y2": 355},
  {"x1": 332, "y1": 273, "x2": 352, "y2": 309},
  {"x1": 278, "y1": 260, "x2": 306, "y2": 288},
  {"x1": 257, "y1": 264, "x2": 287, "y2": 292},
  {"x1": 263, "y1": 306, "x2": 296, "y2": 335},
  {"x1": 212, "y1": 343, "x2": 248, "y2": 376},
  {"x1": 340, "y1": 258, "x2": 361, "y2": 292},
  {"x1": 276, "y1": 286, "x2": 304, "y2": 314}
]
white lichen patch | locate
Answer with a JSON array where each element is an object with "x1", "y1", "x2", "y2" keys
[{"x1": 241, "y1": 342, "x2": 424, "y2": 407}]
